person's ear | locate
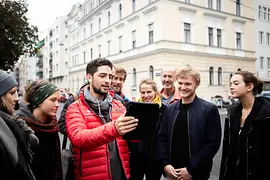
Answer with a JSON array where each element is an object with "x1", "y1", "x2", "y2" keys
[
  {"x1": 86, "y1": 73, "x2": 92, "y2": 83},
  {"x1": 247, "y1": 83, "x2": 254, "y2": 92}
]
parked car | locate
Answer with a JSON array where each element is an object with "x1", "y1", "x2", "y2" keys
[
  {"x1": 260, "y1": 91, "x2": 270, "y2": 99},
  {"x1": 60, "y1": 92, "x2": 69, "y2": 103},
  {"x1": 212, "y1": 95, "x2": 231, "y2": 108}
]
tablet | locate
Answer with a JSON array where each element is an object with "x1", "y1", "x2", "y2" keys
[{"x1": 122, "y1": 101, "x2": 160, "y2": 140}]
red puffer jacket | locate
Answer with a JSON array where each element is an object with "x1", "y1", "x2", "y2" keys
[{"x1": 66, "y1": 90, "x2": 130, "y2": 180}]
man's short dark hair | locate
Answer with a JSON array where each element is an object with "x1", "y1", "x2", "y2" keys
[{"x1": 86, "y1": 58, "x2": 113, "y2": 75}]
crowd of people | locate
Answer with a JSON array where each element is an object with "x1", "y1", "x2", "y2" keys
[{"x1": 0, "y1": 58, "x2": 270, "y2": 180}]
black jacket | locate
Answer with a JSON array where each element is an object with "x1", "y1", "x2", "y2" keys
[
  {"x1": 0, "y1": 110, "x2": 37, "y2": 180},
  {"x1": 219, "y1": 97, "x2": 270, "y2": 180},
  {"x1": 157, "y1": 96, "x2": 221, "y2": 180}
]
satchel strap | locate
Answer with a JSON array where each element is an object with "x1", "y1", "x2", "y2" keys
[{"x1": 62, "y1": 135, "x2": 68, "y2": 150}]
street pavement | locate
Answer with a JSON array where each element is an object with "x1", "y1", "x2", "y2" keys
[{"x1": 57, "y1": 103, "x2": 227, "y2": 180}]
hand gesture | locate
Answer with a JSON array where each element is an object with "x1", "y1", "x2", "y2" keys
[
  {"x1": 164, "y1": 164, "x2": 178, "y2": 179},
  {"x1": 115, "y1": 115, "x2": 138, "y2": 135},
  {"x1": 177, "y1": 168, "x2": 192, "y2": 180}
]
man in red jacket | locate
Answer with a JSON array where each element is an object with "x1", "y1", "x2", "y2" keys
[{"x1": 66, "y1": 58, "x2": 138, "y2": 180}]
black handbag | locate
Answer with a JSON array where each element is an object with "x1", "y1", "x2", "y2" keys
[{"x1": 61, "y1": 135, "x2": 74, "y2": 180}]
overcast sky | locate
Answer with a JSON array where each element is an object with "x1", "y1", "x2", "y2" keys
[{"x1": 26, "y1": 0, "x2": 82, "y2": 38}]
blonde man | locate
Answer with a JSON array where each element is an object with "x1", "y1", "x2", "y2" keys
[{"x1": 157, "y1": 67, "x2": 221, "y2": 180}]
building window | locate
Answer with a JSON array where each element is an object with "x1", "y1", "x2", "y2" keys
[
  {"x1": 268, "y1": 57, "x2": 270, "y2": 69},
  {"x1": 90, "y1": 23, "x2": 93, "y2": 36},
  {"x1": 98, "y1": 18, "x2": 101, "y2": 31},
  {"x1": 107, "y1": 41, "x2": 111, "y2": 56},
  {"x1": 259, "y1": 6, "x2": 261, "y2": 18},
  {"x1": 184, "y1": 23, "x2": 191, "y2": 43},
  {"x1": 208, "y1": 27, "x2": 213, "y2": 46},
  {"x1": 119, "y1": 36, "x2": 122, "y2": 52},
  {"x1": 132, "y1": 68, "x2": 137, "y2": 100},
  {"x1": 108, "y1": 11, "x2": 111, "y2": 26},
  {"x1": 98, "y1": 45, "x2": 101, "y2": 58},
  {"x1": 83, "y1": 51, "x2": 86, "y2": 63},
  {"x1": 236, "y1": 32, "x2": 241, "y2": 50},
  {"x1": 209, "y1": 67, "x2": 214, "y2": 85},
  {"x1": 218, "y1": 67, "x2": 222, "y2": 85},
  {"x1": 83, "y1": 28, "x2": 86, "y2": 39},
  {"x1": 132, "y1": 30, "x2": 136, "y2": 49},
  {"x1": 263, "y1": 7, "x2": 267, "y2": 20},
  {"x1": 259, "y1": 31, "x2": 263, "y2": 44},
  {"x1": 133, "y1": 68, "x2": 137, "y2": 86},
  {"x1": 267, "y1": 33, "x2": 270, "y2": 45},
  {"x1": 217, "y1": 0, "x2": 221, "y2": 11},
  {"x1": 90, "y1": 48, "x2": 93, "y2": 60},
  {"x1": 237, "y1": 68, "x2": 241, "y2": 71},
  {"x1": 119, "y1": 4, "x2": 122, "y2": 20},
  {"x1": 208, "y1": 0, "x2": 212, "y2": 9},
  {"x1": 149, "y1": 23, "x2": 154, "y2": 44},
  {"x1": 149, "y1": 65, "x2": 154, "y2": 80},
  {"x1": 260, "y1": 57, "x2": 264, "y2": 69},
  {"x1": 268, "y1": 8, "x2": 270, "y2": 21},
  {"x1": 217, "y1": 29, "x2": 222, "y2": 47},
  {"x1": 90, "y1": 2, "x2": 93, "y2": 10},
  {"x1": 132, "y1": 0, "x2": 136, "y2": 13},
  {"x1": 236, "y1": 0, "x2": 241, "y2": 16},
  {"x1": 185, "y1": 0, "x2": 190, "y2": 3}
]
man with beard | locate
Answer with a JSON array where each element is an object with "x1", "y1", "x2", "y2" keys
[
  {"x1": 65, "y1": 58, "x2": 138, "y2": 180},
  {"x1": 112, "y1": 67, "x2": 130, "y2": 105},
  {"x1": 160, "y1": 68, "x2": 180, "y2": 105},
  {"x1": 157, "y1": 67, "x2": 221, "y2": 180}
]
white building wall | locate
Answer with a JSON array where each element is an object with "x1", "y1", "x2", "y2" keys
[
  {"x1": 65, "y1": 0, "x2": 256, "y2": 100},
  {"x1": 254, "y1": 0, "x2": 270, "y2": 85}
]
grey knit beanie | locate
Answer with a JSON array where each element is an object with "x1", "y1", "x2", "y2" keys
[{"x1": 0, "y1": 70, "x2": 18, "y2": 97}]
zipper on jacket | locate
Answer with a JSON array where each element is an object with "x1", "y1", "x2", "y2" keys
[
  {"x1": 223, "y1": 117, "x2": 231, "y2": 178},
  {"x1": 106, "y1": 144, "x2": 112, "y2": 180},
  {"x1": 169, "y1": 111, "x2": 179, "y2": 163},
  {"x1": 187, "y1": 111, "x2": 192, "y2": 158},
  {"x1": 246, "y1": 126, "x2": 252, "y2": 180},
  {"x1": 79, "y1": 150, "x2": 82, "y2": 177}
]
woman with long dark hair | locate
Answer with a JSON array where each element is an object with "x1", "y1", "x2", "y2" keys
[
  {"x1": 17, "y1": 80, "x2": 63, "y2": 180},
  {"x1": 220, "y1": 71, "x2": 270, "y2": 180},
  {"x1": 0, "y1": 70, "x2": 38, "y2": 180}
]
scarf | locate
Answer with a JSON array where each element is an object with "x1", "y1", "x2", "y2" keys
[
  {"x1": 138, "y1": 95, "x2": 162, "y2": 107},
  {"x1": 84, "y1": 87, "x2": 113, "y2": 121},
  {"x1": 0, "y1": 110, "x2": 37, "y2": 180}
]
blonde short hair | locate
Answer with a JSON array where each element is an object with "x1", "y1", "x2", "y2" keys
[{"x1": 176, "y1": 67, "x2": 201, "y2": 85}]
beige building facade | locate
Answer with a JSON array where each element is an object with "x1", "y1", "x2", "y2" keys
[{"x1": 67, "y1": 0, "x2": 256, "y2": 101}]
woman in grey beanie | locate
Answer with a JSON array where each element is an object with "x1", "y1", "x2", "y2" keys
[{"x1": 0, "y1": 70, "x2": 38, "y2": 180}]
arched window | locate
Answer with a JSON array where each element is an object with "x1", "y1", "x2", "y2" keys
[
  {"x1": 218, "y1": 67, "x2": 222, "y2": 85},
  {"x1": 119, "y1": 4, "x2": 122, "y2": 20},
  {"x1": 98, "y1": 18, "x2": 101, "y2": 31},
  {"x1": 132, "y1": 0, "x2": 136, "y2": 12},
  {"x1": 108, "y1": 11, "x2": 111, "y2": 26},
  {"x1": 149, "y1": 65, "x2": 154, "y2": 80},
  {"x1": 209, "y1": 67, "x2": 214, "y2": 85},
  {"x1": 72, "y1": 78, "x2": 75, "y2": 92},
  {"x1": 90, "y1": 23, "x2": 93, "y2": 35},
  {"x1": 133, "y1": 68, "x2": 137, "y2": 86}
]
